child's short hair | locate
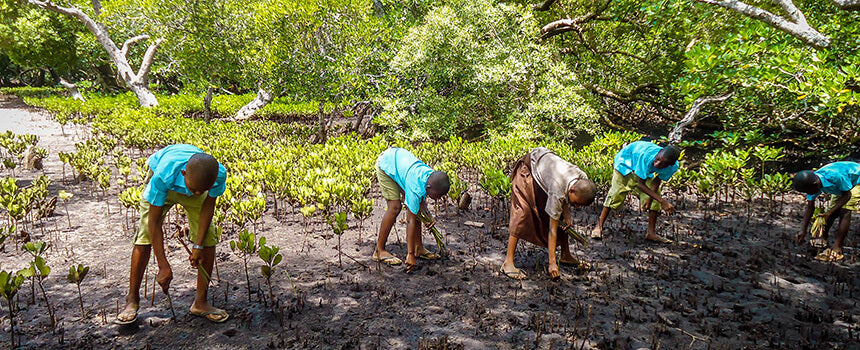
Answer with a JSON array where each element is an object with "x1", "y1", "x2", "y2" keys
[
  {"x1": 792, "y1": 170, "x2": 819, "y2": 193},
  {"x1": 660, "y1": 145, "x2": 681, "y2": 163},
  {"x1": 427, "y1": 171, "x2": 450, "y2": 194}
]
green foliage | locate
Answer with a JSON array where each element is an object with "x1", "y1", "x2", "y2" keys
[
  {"x1": 66, "y1": 263, "x2": 89, "y2": 318},
  {"x1": 257, "y1": 236, "x2": 282, "y2": 306},
  {"x1": 380, "y1": 0, "x2": 598, "y2": 140}
]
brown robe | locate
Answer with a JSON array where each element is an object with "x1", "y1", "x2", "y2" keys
[{"x1": 508, "y1": 153, "x2": 569, "y2": 248}]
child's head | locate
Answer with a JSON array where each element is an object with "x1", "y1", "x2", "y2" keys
[
  {"x1": 181, "y1": 153, "x2": 219, "y2": 196},
  {"x1": 792, "y1": 170, "x2": 821, "y2": 195},
  {"x1": 654, "y1": 145, "x2": 681, "y2": 169},
  {"x1": 568, "y1": 178, "x2": 597, "y2": 207},
  {"x1": 426, "y1": 171, "x2": 450, "y2": 200}
]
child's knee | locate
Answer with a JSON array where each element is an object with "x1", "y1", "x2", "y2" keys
[{"x1": 387, "y1": 204, "x2": 402, "y2": 216}]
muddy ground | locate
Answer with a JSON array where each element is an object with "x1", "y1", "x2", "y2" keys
[{"x1": 0, "y1": 94, "x2": 858, "y2": 349}]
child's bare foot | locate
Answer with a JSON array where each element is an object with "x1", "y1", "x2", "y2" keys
[
  {"x1": 116, "y1": 301, "x2": 139, "y2": 324},
  {"x1": 645, "y1": 233, "x2": 673, "y2": 244}
]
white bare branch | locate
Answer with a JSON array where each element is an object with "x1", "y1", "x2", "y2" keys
[
  {"x1": 832, "y1": 0, "x2": 860, "y2": 10},
  {"x1": 695, "y1": 0, "x2": 830, "y2": 48},
  {"x1": 668, "y1": 92, "x2": 735, "y2": 144},
  {"x1": 121, "y1": 35, "x2": 150, "y2": 58},
  {"x1": 136, "y1": 38, "x2": 164, "y2": 82}
]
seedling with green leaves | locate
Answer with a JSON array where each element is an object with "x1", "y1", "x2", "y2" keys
[
  {"x1": 327, "y1": 211, "x2": 348, "y2": 267},
  {"x1": 350, "y1": 198, "x2": 373, "y2": 243},
  {"x1": 59, "y1": 190, "x2": 74, "y2": 228},
  {"x1": 1, "y1": 270, "x2": 25, "y2": 348},
  {"x1": 20, "y1": 241, "x2": 55, "y2": 331},
  {"x1": 230, "y1": 229, "x2": 258, "y2": 302},
  {"x1": 257, "y1": 237, "x2": 283, "y2": 308},
  {"x1": 66, "y1": 264, "x2": 90, "y2": 319}
]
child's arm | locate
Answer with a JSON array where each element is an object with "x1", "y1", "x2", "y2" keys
[
  {"x1": 797, "y1": 199, "x2": 815, "y2": 243},
  {"x1": 823, "y1": 192, "x2": 851, "y2": 218},
  {"x1": 148, "y1": 204, "x2": 172, "y2": 291},
  {"x1": 636, "y1": 177, "x2": 674, "y2": 214},
  {"x1": 190, "y1": 196, "x2": 217, "y2": 268},
  {"x1": 548, "y1": 217, "x2": 560, "y2": 279}
]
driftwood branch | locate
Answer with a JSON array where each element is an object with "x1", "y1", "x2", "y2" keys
[
  {"x1": 694, "y1": 0, "x2": 829, "y2": 48},
  {"x1": 667, "y1": 92, "x2": 734, "y2": 144}
]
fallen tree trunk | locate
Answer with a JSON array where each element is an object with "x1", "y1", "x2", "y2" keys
[{"x1": 234, "y1": 88, "x2": 273, "y2": 121}]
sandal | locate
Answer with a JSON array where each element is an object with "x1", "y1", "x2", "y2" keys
[
  {"x1": 809, "y1": 238, "x2": 827, "y2": 248},
  {"x1": 191, "y1": 308, "x2": 229, "y2": 323},
  {"x1": 372, "y1": 255, "x2": 402, "y2": 266},
  {"x1": 499, "y1": 266, "x2": 527, "y2": 280},
  {"x1": 114, "y1": 308, "x2": 138, "y2": 325},
  {"x1": 417, "y1": 251, "x2": 441, "y2": 260},
  {"x1": 815, "y1": 248, "x2": 844, "y2": 262},
  {"x1": 560, "y1": 258, "x2": 591, "y2": 271}
]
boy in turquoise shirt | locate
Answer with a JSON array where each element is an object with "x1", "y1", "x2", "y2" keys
[
  {"x1": 793, "y1": 161, "x2": 860, "y2": 262},
  {"x1": 117, "y1": 144, "x2": 228, "y2": 324},
  {"x1": 373, "y1": 147, "x2": 450, "y2": 272},
  {"x1": 591, "y1": 141, "x2": 680, "y2": 243}
]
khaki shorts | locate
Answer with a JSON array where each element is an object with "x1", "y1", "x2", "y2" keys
[
  {"x1": 376, "y1": 159, "x2": 404, "y2": 202},
  {"x1": 603, "y1": 169, "x2": 662, "y2": 211},
  {"x1": 133, "y1": 173, "x2": 221, "y2": 247},
  {"x1": 830, "y1": 184, "x2": 860, "y2": 212}
]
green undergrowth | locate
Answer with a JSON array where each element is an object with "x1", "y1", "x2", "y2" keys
[{"x1": 8, "y1": 89, "x2": 798, "y2": 231}]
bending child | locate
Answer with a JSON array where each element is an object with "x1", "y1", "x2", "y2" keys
[
  {"x1": 792, "y1": 161, "x2": 860, "y2": 262},
  {"x1": 117, "y1": 144, "x2": 228, "y2": 324},
  {"x1": 373, "y1": 147, "x2": 450, "y2": 272},
  {"x1": 591, "y1": 141, "x2": 680, "y2": 243},
  {"x1": 502, "y1": 147, "x2": 597, "y2": 280}
]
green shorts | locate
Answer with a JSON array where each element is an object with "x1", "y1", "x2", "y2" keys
[
  {"x1": 830, "y1": 184, "x2": 860, "y2": 212},
  {"x1": 603, "y1": 169, "x2": 662, "y2": 211},
  {"x1": 375, "y1": 159, "x2": 404, "y2": 202},
  {"x1": 133, "y1": 179, "x2": 221, "y2": 247}
]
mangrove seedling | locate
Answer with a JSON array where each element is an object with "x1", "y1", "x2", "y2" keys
[
  {"x1": 416, "y1": 210, "x2": 447, "y2": 256},
  {"x1": 229, "y1": 229, "x2": 258, "y2": 302},
  {"x1": 66, "y1": 264, "x2": 90, "y2": 319},
  {"x1": 0, "y1": 270, "x2": 25, "y2": 349},
  {"x1": 350, "y1": 198, "x2": 373, "y2": 243},
  {"x1": 20, "y1": 241, "x2": 55, "y2": 331},
  {"x1": 257, "y1": 237, "x2": 282, "y2": 308},
  {"x1": 59, "y1": 190, "x2": 73, "y2": 228},
  {"x1": 327, "y1": 211, "x2": 348, "y2": 267}
]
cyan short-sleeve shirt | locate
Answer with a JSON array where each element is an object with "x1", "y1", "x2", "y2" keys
[
  {"x1": 807, "y1": 161, "x2": 860, "y2": 201},
  {"x1": 614, "y1": 141, "x2": 678, "y2": 181},
  {"x1": 377, "y1": 147, "x2": 433, "y2": 214},
  {"x1": 143, "y1": 144, "x2": 228, "y2": 206}
]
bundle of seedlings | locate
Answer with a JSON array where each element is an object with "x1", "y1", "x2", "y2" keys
[{"x1": 416, "y1": 210, "x2": 447, "y2": 256}]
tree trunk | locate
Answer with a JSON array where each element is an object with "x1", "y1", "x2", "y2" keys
[
  {"x1": 667, "y1": 92, "x2": 734, "y2": 144},
  {"x1": 27, "y1": 0, "x2": 162, "y2": 106},
  {"x1": 204, "y1": 86, "x2": 214, "y2": 122},
  {"x1": 234, "y1": 88, "x2": 273, "y2": 121},
  {"x1": 695, "y1": 0, "x2": 830, "y2": 48}
]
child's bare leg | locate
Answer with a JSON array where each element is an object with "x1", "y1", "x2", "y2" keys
[
  {"x1": 822, "y1": 212, "x2": 839, "y2": 240},
  {"x1": 831, "y1": 209, "x2": 851, "y2": 253},
  {"x1": 560, "y1": 241, "x2": 578, "y2": 263},
  {"x1": 405, "y1": 213, "x2": 419, "y2": 268},
  {"x1": 592, "y1": 206, "x2": 611, "y2": 238},
  {"x1": 190, "y1": 246, "x2": 217, "y2": 313},
  {"x1": 374, "y1": 200, "x2": 402, "y2": 259},
  {"x1": 502, "y1": 234, "x2": 519, "y2": 271},
  {"x1": 644, "y1": 210, "x2": 664, "y2": 241},
  {"x1": 119, "y1": 245, "x2": 150, "y2": 321}
]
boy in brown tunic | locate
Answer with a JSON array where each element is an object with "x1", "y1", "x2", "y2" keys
[{"x1": 501, "y1": 147, "x2": 597, "y2": 279}]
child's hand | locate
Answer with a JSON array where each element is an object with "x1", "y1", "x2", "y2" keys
[
  {"x1": 662, "y1": 201, "x2": 675, "y2": 214},
  {"x1": 189, "y1": 248, "x2": 201, "y2": 269},
  {"x1": 157, "y1": 265, "x2": 173, "y2": 292},
  {"x1": 548, "y1": 262, "x2": 560, "y2": 279}
]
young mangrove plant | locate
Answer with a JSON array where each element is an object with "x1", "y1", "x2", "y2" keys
[
  {"x1": 0, "y1": 270, "x2": 25, "y2": 349},
  {"x1": 350, "y1": 198, "x2": 373, "y2": 243},
  {"x1": 20, "y1": 241, "x2": 55, "y2": 331},
  {"x1": 257, "y1": 237, "x2": 283, "y2": 308},
  {"x1": 229, "y1": 229, "x2": 258, "y2": 302},
  {"x1": 58, "y1": 190, "x2": 74, "y2": 228},
  {"x1": 66, "y1": 264, "x2": 90, "y2": 319},
  {"x1": 327, "y1": 211, "x2": 348, "y2": 267}
]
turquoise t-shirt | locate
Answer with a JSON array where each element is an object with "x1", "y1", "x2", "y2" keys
[
  {"x1": 143, "y1": 144, "x2": 228, "y2": 206},
  {"x1": 614, "y1": 141, "x2": 678, "y2": 181},
  {"x1": 377, "y1": 147, "x2": 433, "y2": 214},
  {"x1": 807, "y1": 161, "x2": 860, "y2": 201}
]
